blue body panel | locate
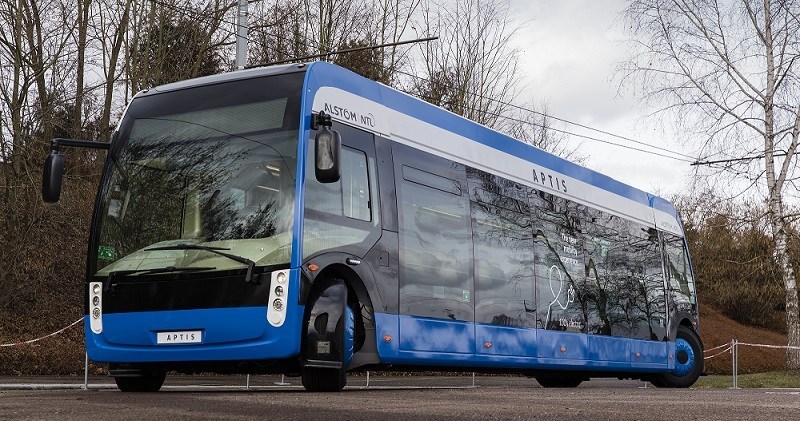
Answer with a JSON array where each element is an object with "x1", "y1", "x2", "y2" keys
[
  {"x1": 375, "y1": 313, "x2": 673, "y2": 373},
  {"x1": 87, "y1": 269, "x2": 304, "y2": 363}
]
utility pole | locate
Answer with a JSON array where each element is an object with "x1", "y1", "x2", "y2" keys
[{"x1": 235, "y1": 0, "x2": 248, "y2": 70}]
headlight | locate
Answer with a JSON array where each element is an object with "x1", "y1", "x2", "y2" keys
[
  {"x1": 276, "y1": 272, "x2": 287, "y2": 284},
  {"x1": 92, "y1": 296, "x2": 100, "y2": 306},
  {"x1": 274, "y1": 285, "x2": 284, "y2": 297},
  {"x1": 92, "y1": 284, "x2": 101, "y2": 294},
  {"x1": 92, "y1": 308, "x2": 101, "y2": 319},
  {"x1": 273, "y1": 299, "x2": 283, "y2": 311}
]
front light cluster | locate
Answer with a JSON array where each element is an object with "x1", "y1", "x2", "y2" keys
[
  {"x1": 89, "y1": 282, "x2": 103, "y2": 333},
  {"x1": 267, "y1": 270, "x2": 289, "y2": 327}
]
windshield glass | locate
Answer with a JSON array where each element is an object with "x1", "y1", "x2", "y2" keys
[{"x1": 93, "y1": 73, "x2": 303, "y2": 276}]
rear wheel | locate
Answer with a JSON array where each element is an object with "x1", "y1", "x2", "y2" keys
[
  {"x1": 114, "y1": 371, "x2": 166, "y2": 392},
  {"x1": 651, "y1": 325, "x2": 703, "y2": 388},
  {"x1": 535, "y1": 376, "x2": 583, "y2": 388}
]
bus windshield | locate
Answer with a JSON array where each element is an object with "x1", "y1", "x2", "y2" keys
[{"x1": 93, "y1": 73, "x2": 303, "y2": 276}]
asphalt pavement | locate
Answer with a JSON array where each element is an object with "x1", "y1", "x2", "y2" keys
[{"x1": 1, "y1": 374, "x2": 798, "y2": 420}]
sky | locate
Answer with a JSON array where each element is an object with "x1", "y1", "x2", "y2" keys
[{"x1": 509, "y1": 0, "x2": 696, "y2": 198}]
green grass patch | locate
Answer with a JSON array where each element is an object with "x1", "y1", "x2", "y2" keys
[{"x1": 694, "y1": 371, "x2": 800, "y2": 388}]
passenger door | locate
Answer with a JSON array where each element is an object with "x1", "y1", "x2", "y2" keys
[{"x1": 393, "y1": 143, "x2": 475, "y2": 355}]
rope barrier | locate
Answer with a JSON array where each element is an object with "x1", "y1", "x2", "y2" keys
[
  {"x1": 703, "y1": 342, "x2": 732, "y2": 353},
  {"x1": 736, "y1": 342, "x2": 800, "y2": 351},
  {"x1": 703, "y1": 345, "x2": 732, "y2": 360},
  {"x1": 0, "y1": 318, "x2": 83, "y2": 347}
]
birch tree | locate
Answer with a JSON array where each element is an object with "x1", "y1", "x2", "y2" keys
[{"x1": 622, "y1": 0, "x2": 800, "y2": 368}]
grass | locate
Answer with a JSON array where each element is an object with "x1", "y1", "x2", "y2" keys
[{"x1": 694, "y1": 371, "x2": 800, "y2": 388}]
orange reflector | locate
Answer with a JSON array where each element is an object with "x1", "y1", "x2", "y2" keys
[
  {"x1": 308, "y1": 264, "x2": 319, "y2": 271},
  {"x1": 383, "y1": 335, "x2": 392, "y2": 342},
  {"x1": 635, "y1": 353, "x2": 641, "y2": 358},
  {"x1": 560, "y1": 346, "x2": 567, "y2": 353},
  {"x1": 484, "y1": 342, "x2": 492, "y2": 349}
]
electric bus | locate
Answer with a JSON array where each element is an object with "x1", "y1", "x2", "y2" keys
[{"x1": 42, "y1": 61, "x2": 702, "y2": 392}]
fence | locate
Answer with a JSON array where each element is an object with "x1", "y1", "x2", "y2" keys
[
  {"x1": 703, "y1": 339, "x2": 800, "y2": 389},
  {"x1": 3, "y1": 318, "x2": 799, "y2": 390}
]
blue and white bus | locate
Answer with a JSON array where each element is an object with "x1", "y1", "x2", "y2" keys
[{"x1": 42, "y1": 61, "x2": 702, "y2": 392}]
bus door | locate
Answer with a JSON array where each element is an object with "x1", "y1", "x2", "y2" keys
[
  {"x1": 303, "y1": 122, "x2": 382, "y2": 261},
  {"x1": 393, "y1": 143, "x2": 475, "y2": 355}
]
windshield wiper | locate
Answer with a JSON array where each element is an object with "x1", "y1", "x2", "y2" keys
[
  {"x1": 105, "y1": 266, "x2": 217, "y2": 292},
  {"x1": 145, "y1": 243, "x2": 258, "y2": 285}
]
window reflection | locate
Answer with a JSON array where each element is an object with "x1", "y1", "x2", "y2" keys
[
  {"x1": 399, "y1": 165, "x2": 472, "y2": 321},
  {"x1": 469, "y1": 168, "x2": 535, "y2": 327}
]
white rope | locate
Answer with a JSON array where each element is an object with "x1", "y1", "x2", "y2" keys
[
  {"x1": 737, "y1": 342, "x2": 800, "y2": 351},
  {"x1": 703, "y1": 345, "x2": 732, "y2": 360},
  {"x1": 703, "y1": 341, "x2": 732, "y2": 353},
  {"x1": 0, "y1": 318, "x2": 83, "y2": 347}
]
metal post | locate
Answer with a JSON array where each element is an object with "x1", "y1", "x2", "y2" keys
[
  {"x1": 731, "y1": 339, "x2": 739, "y2": 390},
  {"x1": 83, "y1": 351, "x2": 89, "y2": 390},
  {"x1": 235, "y1": 0, "x2": 248, "y2": 70},
  {"x1": 365, "y1": 371, "x2": 370, "y2": 388},
  {"x1": 274, "y1": 374, "x2": 291, "y2": 386},
  {"x1": 472, "y1": 372, "x2": 476, "y2": 387},
  {"x1": 246, "y1": 374, "x2": 250, "y2": 390}
]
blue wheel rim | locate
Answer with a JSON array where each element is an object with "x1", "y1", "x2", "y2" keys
[
  {"x1": 672, "y1": 338, "x2": 695, "y2": 377},
  {"x1": 342, "y1": 306, "x2": 354, "y2": 369}
]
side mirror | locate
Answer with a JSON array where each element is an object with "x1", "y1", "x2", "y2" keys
[
  {"x1": 42, "y1": 151, "x2": 65, "y2": 203},
  {"x1": 314, "y1": 113, "x2": 341, "y2": 183}
]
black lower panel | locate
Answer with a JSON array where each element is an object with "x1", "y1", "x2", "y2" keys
[{"x1": 94, "y1": 271, "x2": 271, "y2": 314}]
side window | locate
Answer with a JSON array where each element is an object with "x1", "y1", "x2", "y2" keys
[
  {"x1": 305, "y1": 146, "x2": 370, "y2": 221},
  {"x1": 303, "y1": 128, "x2": 379, "y2": 259},
  {"x1": 664, "y1": 235, "x2": 696, "y2": 304},
  {"x1": 532, "y1": 191, "x2": 585, "y2": 332},
  {"x1": 341, "y1": 148, "x2": 370, "y2": 221},
  {"x1": 468, "y1": 169, "x2": 535, "y2": 327},
  {"x1": 399, "y1": 165, "x2": 472, "y2": 321}
]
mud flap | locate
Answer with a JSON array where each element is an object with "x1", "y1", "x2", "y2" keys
[{"x1": 303, "y1": 280, "x2": 353, "y2": 369}]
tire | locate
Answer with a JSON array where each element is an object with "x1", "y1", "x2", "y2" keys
[
  {"x1": 535, "y1": 376, "x2": 583, "y2": 388},
  {"x1": 301, "y1": 366, "x2": 347, "y2": 392},
  {"x1": 651, "y1": 325, "x2": 703, "y2": 388},
  {"x1": 114, "y1": 371, "x2": 166, "y2": 392}
]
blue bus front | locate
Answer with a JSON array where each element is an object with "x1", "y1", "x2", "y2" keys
[{"x1": 85, "y1": 69, "x2": 308, "y2": 368}]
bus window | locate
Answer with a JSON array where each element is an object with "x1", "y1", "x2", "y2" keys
[
  {"x1": 399, "y1": 165, "x2": 472, "y2": 322},
  {"x1": 303, "y1": 133, "x2": 378, "y2": 258},
  {"x1": 532, "y1": 193, "x2": 586, "y2": 332},
  {"x1": 472, "y1": 202, "x2": 535, "y2": 327},
  {"x1": 664, "y1": 235, "x2": 697, "y2": 304}
]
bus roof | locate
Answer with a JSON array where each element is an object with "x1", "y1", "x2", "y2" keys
[{"x1": 303, "y1": 61, "x2": 683, "y2": 235}]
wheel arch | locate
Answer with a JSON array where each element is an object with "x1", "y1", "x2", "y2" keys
[{"x1": 301, "y1": 253, "x2": 382, "y2": 368}]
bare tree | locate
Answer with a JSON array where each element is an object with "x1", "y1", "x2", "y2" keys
[
  {"x1": 0, "y1": 0, "x2": 73, "y2": 184},
  {"x1": 622, "y1": 0, "x2": 800, "y2": 368},
  {"x1": 413, "y1": 0, "x2": 520, "y2": 127}
]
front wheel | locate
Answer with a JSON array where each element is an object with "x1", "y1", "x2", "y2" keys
[
  {"x1": 114, "y1": 371, "x2": 166, "y2": 392},
  {"x1": 651, "y1": 325, "x2": 703, "y2": 388}
]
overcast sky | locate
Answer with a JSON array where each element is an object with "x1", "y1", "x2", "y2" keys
[{"x1": 508, "y1": 0, "x2": 695, "y2": 197}]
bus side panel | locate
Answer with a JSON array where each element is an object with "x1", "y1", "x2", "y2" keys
[
  {"x1": 588, "y1": 335, "x2": 630, "y2": 363},
  {"x1": 398, "y1": 315, "x2": 473, "y2": 354},
  {"x1": 537, "y1": 329, "x2": 588, "y2": 361},
  {"x1": 630, "y1": 339, "x2": 669, "y2": 364},
  {"x1": 475, "y1": 323, "x2": 537, "y2": 357}
]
